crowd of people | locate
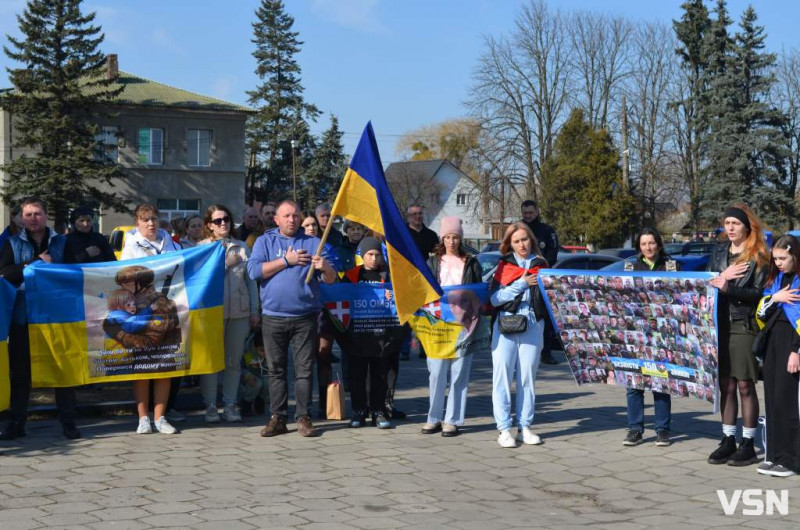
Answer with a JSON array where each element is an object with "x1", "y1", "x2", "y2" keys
[{"x1": 0, "y1": 196, "x2": 798, "y2": 478}]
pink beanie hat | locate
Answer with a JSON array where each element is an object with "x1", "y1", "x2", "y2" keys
[{"x1": 439, "y1": 216, "x2": 463, "y2": 238}]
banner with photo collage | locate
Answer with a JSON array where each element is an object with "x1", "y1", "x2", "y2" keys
[{"x1": 537, "y1": 270, "x2": 719, "y2": 408}]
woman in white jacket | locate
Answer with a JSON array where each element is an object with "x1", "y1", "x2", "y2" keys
[
  {"x1": 199, "y1": 204, "x2": 260, "y2": 423},
  {"x1": 120, "y1": 203, "x2": 183, "y2": 435}
]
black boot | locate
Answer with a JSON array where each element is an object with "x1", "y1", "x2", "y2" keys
[
  {"x1": 708, "y1": 435, "x2": 737, "y2": 464},
  {"x1": 727, "y1": 437, "x2": 758, "y2": 466},
  {"x1": 0, "y1": 421, "x2": 26, "y2": 441},
  {"x1": 62, "y1": 422, "x2": 81, "y2": 440}
]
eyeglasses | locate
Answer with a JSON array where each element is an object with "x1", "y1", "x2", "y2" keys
[{"x1": 211, "y1": 216, "x2": 231, "y2": 226}]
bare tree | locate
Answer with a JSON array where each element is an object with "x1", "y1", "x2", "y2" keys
[
  {"x1": 772, "y1": 48, "x2": 800, "y2": 227},
  {"x1": 568, "y1": 11, "x2": 633, "y2": 130},
  {"x1": 385, "y1": 164, "x2": 445, "y2": 215},
  {"x1": 625, "y1": 22, "x2": 685, "y2": 224}
]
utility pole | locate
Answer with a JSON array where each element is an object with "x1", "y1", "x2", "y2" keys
[{"x1": 290, "y1": 139, "x2": 297, "y2": 203}]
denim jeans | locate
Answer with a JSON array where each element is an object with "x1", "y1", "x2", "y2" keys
[
  {"x1": 491, "y1": 318, "x2": 544, "y2": 431},
  {"x1": 201, "y1": 316, "x2": 250, "y2": 407},
  {"x1": 626, "y1": 388, "x2": 671, "y2": 433},
  {"x1": 427, "y1": 355, "x2": 473, "y2": 426},
  {"x1": 261, "y1": 313, "x2": 318, "y2": 420}
]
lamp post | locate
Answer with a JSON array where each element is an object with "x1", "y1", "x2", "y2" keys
[{"x1": 290, "y1": 139, "x2": 298, "y2": 203}]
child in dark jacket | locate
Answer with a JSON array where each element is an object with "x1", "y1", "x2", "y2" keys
[{"x1": 344, "y1": 237, "x2": 403, "y2": 429}]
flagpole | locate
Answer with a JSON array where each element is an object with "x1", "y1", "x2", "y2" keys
[{"x1": 305, "y1": 215, "x2": 336, "y2": 284}]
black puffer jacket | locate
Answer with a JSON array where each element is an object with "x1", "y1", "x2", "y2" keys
[
  {"x1": 706, "y1": 241, "x2": 767, "y2": 322},
  {"x1": 625, "y1": 254, "x2": 681, "y2": 272}
]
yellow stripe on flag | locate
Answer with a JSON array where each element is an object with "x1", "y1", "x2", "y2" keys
[
  {"x1": 386, "y1": 242, "x2": 443, "y2": 324},
  {"x1": 0, "y1": 341, "x2": 9, "y2": 411},
  {"x1": 330, "y1": 169, "x2": 385, "y2": 235},
  {"x1": 29, "y1": 306, "x2": 225, "y2": 386},
  {"x1": 407, "y1": 316, "x2": 462, "y2": 360}
]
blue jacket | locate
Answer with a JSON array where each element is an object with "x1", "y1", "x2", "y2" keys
[
  {"x1": 247, "y1": 228, "x2": 336, "y2": 317},
  {"x1": 106, "y1": 307, "x2": 153, "y2": 334},
  {"x1": 5, "y1": 228, "x2": 65, "y2": 324}
]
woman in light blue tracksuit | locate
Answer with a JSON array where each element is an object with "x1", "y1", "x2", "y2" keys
[{"x1": 489, "y1": 222, "x2": 548, "y2": 448}]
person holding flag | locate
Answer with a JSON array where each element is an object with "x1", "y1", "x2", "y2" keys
[{"x1": 489, "y1": 222, "x2": 548, "y2": 448}]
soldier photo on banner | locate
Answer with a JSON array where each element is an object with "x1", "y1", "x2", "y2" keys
[
  {"x1": 24, "y1": 244, "x2": 226, "y2": 386},
  {"x1": 408, "y1": 283, "x2": 492, "y2": 360},
  {"x1": 538, "y1": 270, "x2": 720, "y2": 407}
]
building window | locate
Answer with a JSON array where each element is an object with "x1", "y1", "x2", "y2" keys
[
  {"x1": 187, "y1": 129, "x2": 212, "y2": 167},
  {"x1": 157, "y1": 198, "x2": 200, "y2": 221},
  {"x1": 138, "y1": 128, "x2": 164, "y2": 165},
  {"x1": 96, "y1": 125, "x2": 119, "y2": 163},
  {"x1": 456, "y1": 193, "x2": 467, "y2": 206}
]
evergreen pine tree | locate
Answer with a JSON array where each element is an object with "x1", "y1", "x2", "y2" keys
[
  {"x1": 1, "y1": 0, "x2": 127, "y2": 230},
  {"x1": 699, "y1": 2, "x2": 789, "y2": 227},
  {"x1": 540, "y1": 109, "x2": 634, "y2": 248},
  {"x1": 246, "y1": 0, "x2": 319, "y2": 204},
  {"x1": 305, "y1": 115, "x2": 347, "y2": 207}
]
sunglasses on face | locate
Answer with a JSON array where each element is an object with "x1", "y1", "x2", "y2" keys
[{"x1": 211, "y1": 216, "x2": 231, "y2": 226}]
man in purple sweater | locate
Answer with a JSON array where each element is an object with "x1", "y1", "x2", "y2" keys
[{"x1": 248, "y1": 200, "x2": 337, "y2": 438}]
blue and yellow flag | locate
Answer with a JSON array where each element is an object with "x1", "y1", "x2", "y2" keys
[
  {"x1": 25, "y1": 244, "x2": 225, "y2": 387},
  {"x1": 0, "y1": 278, "x2": 15, "y2": 410},
  {"x1": 330, "y1": 122, "x2": 442, "y2": 323}
]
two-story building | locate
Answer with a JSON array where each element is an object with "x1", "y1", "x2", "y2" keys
[{"x1": 0, "y1": 55, "x2": 251, "y2": 233}]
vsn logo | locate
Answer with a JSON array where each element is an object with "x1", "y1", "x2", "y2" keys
[{"x1": 717, "y1": 489, "x2": 789, "y2": 515}]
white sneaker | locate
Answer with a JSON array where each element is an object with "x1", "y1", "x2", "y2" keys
[
  {"x1": 205, "y1": 405, "x2": 220, "y2": 423},
  {"x1": 165, "y1": 408, "x2": 186, "y2": 422},
  {"x1": 498, "y1": 429, "x2": 517, "y2": 448},
  {"x1": 154, "y1": 416, "x2": 177, "y2": 434},
  {"x1": 136, "y1": 416, "x2": 152, "y2": 434},
  {"x1": 517, "y1": 427, "x2": 543, "y2": 445},
  {"x1": 223, "y1": 404, "x2": 242, "y2": 423}
]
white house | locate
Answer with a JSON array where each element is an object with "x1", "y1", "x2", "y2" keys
[{"x1": 384, "y1": 159, "x2": 491, "y2": 241}]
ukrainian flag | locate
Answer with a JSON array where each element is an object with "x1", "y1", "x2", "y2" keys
[
  {"x1": 0, "y1": 278, "x2": 15, "y2": 410},
  {"x1": 25, "y1": 244, "x2": 225, "y2": 387},
  {"x1": 331, "y1": 122, "x2": 442, "y2": 323}
]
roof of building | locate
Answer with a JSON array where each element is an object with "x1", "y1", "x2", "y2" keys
[
  {"x1": 2, "y1": 71, "x2": 252, "y2": 113},
  {"x1": 94, "y1": 71, "x2": 253, "y2": 112},
  {"x1": 385, "y1": 159, "x2": 449, "y2": 179}
]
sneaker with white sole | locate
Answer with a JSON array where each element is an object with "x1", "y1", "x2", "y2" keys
[
  {"x1": 223, "y1": 404, "x2": 242, "y2": 423},
  {"x1": 756, "y1": 461, "x2": 774, "y2": 475},
  {"x1": 761, "y1": 464, "x2": 796, "y2": 477},
  {"x1": 516, "y1": 427, "x2": 543, "y2": 445},
  {"x1": 136, "y1": 416, "x2": 152, "y2": 434},
  {"x1": 498, "y1": 429, "x2": 517, "y2": 448},
  {"x1": 154, "y1": 416, "x2": 177, "y2": 434},
  {"x1": 165, "y1": 408, "x2": 186, "y2": 422},
  {"x1": 205, "y1": 405, "x2": 220, "y2": 423}
]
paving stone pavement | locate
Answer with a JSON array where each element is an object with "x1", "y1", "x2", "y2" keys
[{"x1": 1, "y1": 352, "x2": 798, "y2": 529}]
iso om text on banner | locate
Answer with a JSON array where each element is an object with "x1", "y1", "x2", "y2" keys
[
  {"x1": 0, "y1": 278, "x2": 16, "y2": 410},
  {"x1": 24, "y1": 244, "x2": 225, "y2": 387},
  {"x1": 538, "y1": 270, "x2": 719, "y2": 408},
  {"x1": 408, "y1": 283, "x2": 491, "y2": 360},
  {"x1": 321, "y1": 282, "x2": 401, "y2": 336}
]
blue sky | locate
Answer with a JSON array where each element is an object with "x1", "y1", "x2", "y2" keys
[{"x1": 1, "y1": 0, "x2": 798, "y2": 161}]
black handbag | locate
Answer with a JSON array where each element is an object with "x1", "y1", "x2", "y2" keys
[
  {"x1": 752, "y1": 305, "x2": 782, "y2": 360},
  {"x1": 497, "y1": 314, "x2": 528, "y2": 334}
]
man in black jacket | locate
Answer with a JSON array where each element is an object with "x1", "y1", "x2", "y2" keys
[
  {"x1": 521, "y1": 200, "x2": 559, "y2": 365},
  {"x1": 63, "y1": 206, "x2": 116, "y2": 264},
  {"x1": 406, "y1": 204, "x2": 438, "y2": 258}
]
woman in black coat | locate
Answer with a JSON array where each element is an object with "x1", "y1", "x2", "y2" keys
[
  {"x1": 706, "y1": 204, "x2": 769, "y2": 466},
  {"x1": 63, "y1": 206, "x2": 116, "y2": 264}
]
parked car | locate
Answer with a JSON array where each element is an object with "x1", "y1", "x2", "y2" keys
[
  {"x1": 476, "y1": 251, "x2": 502, "y2": 283},
  {"x1": 597, "y1": 248, "x2": 637, "y2": 259},
  {"x1": 109, "y1": 225, "x2": 135, "y2": 260},
  {"x1": 552, "y1": 254, "x2": 622, "y2": 270},
  {"x1": 560, "y1": 245, "x2": 590, "y2": 254},
  {"x1": 663, "y1": 242, "x2": 717, "y2": 256},
  {"x1": 600, "y1": 254, "x2": 710, "y2": 272},
  {"x1": 481, "y1": 241, "x2": 500, "y2": 252}
]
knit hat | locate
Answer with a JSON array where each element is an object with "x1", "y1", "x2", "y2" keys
[
  {"x1": 439, "y1": 216, "x2": 463, "y2": 238},
  {"x1": 70, "y1": 206, "x2": 94, "y2": 225},
  {"x1": 358, "y1": 237, "x2": 382, "y2": 256}
]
